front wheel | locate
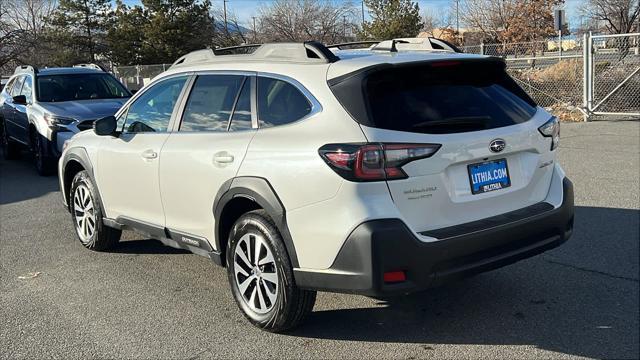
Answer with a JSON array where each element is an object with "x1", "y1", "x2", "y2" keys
[
  {"x1": 70, "y1": 170, "x2": 121, "y2": 250},
  {"x1": 226, "y1": 210, "x2": 316, "y2": 332},
  {"x1": 32, "y1": 133, "x2": 56, "y2": 176}
]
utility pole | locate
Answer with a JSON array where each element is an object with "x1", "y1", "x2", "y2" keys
[
  {"x1": 456, "y1": 0, "x2": 460, "y2": 34},
  {"x1": 361, "y1": 0, "x2": 365, "y2": 25},
  {"x1": 223, "y1": 0, "x2": 228, "y2": 34},
  {"x1": 343, "y1": 16, "x2": 347, "y2": 39},
  {"x1": 252, "y1": 16, "x2": 257, "y2": 43}
]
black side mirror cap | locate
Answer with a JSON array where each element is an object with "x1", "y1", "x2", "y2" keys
[
  {"x1": 94, "y1": 116, "x2": 118, "y2": 136},
  {"x1": 12, "y1": 95, "x2": 27, "y2": 105}
]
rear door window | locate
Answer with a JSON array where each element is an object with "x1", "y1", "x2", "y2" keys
[
  {"x1": 330, "y1": 60, "x2": 537, "y2": 134},
  {"x1": 257, "y1": 77, "x2": 311, "y2": 128},
  {"x1": 180, "y1": 75, "x2": 245, "y2": 132}
]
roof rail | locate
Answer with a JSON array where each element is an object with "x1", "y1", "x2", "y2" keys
[
  {"x1": 370, "y1": 37, "x2": 462, "y2": 53},
  {"x1": 171, "y1": 41, "x2": 339, "y2": 68},
  {"x1": 14, "y1": 65, "x2": 38, "y2": 75},
  {"x1": 73, "y1": 63, "x2": 106, "y2": 71},
  {"x1": 326, "y1": 41, "x2": 380, "y2": 50},
  {"x1": 214, "y1": 44, "x2": 261, "y2": 55}
]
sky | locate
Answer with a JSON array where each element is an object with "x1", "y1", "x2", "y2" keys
[{"x1": 119, "y1": 0, "x2": 587, "y2": 31}]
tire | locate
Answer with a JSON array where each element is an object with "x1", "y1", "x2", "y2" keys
[
  {"x1": 70, "y1": 170, "x2": 121, "y2": 251},
  {"x1": 0, "y1": 118, "x2": 21, "y2": 160},
  {"x1": 226, "y1": 210, "x2": 316, "y2": 332},
  {"x1": 32, "y1": 133, "x2": 56, "y2": 176}
]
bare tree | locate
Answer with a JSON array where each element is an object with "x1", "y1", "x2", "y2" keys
[
  {"x1": 2, "y1": 0, "x2": 56, "y2": 67},
  {"x1": 584, "y1": 0, "x2": 639, "y2": 34},
  {"x1": 258, "y1": 0, "x2": 358, "y2": 43},
  {"x1": 211, "y1": 7, "x2": 250, "y2": 48},
  {"x1": 459, "y1": 0, "x2": 518, "y2": 42}
]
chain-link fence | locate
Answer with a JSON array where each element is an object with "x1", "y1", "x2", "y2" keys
[
  {"x1": 587, "y1": 33, "x2": 640, "y2": 118},
  {"x1": 112, "y1": 64, "x2": 172, "y2": 91}
]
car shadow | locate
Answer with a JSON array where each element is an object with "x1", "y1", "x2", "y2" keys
[
  {"x1": 0, "y1": 151, "x2": 59, "y2": 205},
  {"x1": 288, "y1": 206, "x2": 639, "y2": 359},
  {"x1": 109, "y1": 238, "x2": 191, "y2": 255}
]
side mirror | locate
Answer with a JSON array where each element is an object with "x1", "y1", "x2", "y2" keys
[
  {"x1": 94, "y1": 116, "x2": 118, "y2": 136},
  {"x1": 12, "y1": 95, "x2": 27, "y2": 105}
]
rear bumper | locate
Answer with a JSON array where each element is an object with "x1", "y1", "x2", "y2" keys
[{"x1": 294, "y1": 177, "x2": 574, "y2": 296}]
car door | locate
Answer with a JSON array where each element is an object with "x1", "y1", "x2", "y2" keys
[
  {"x1": 3, "y1": 76, "x2": 24, "y2": 142},
  {"x1": 159, "y1": 73, "x2": 256, "y2": 248},
  {"x1": 13, "y1": 74, "x2": 33, "y2": 142},
  {"x1": 96, "y1": 74, "x2": 190, "y2": 228}
]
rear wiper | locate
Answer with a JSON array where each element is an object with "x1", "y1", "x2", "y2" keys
[{"x1": 411, "y1": 116, "x2": 491, "y2": 129}]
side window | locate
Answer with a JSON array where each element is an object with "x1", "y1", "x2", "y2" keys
[
  {"x1": 229, "y1": 78, "x2": 252, "y2": 131},
  {"x1": 257, "y1": 77, "x2": 311, "y2": 128},
  {"x1": 180, "y1": 75, "x2": 244, "y2": 132},
  {"x1": 10, "y1": 76, "x2": 24, "y2": 97},
  {"x1": 4, "y1": 77, "x2": 16, "y2": 95},
  {"x1": 123, "y1": 76, "x2": 187, "y2": 133},
  {"x1": 20, "y1": 76, "x2": 33, "y2": 103}
]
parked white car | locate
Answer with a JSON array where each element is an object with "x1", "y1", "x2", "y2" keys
[{"x1": 58, "y1": 41, "x2": 574, "y2": 332}]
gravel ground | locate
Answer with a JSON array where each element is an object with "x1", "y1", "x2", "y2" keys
[{"x1": 1, "y1": 120, "x2": 638, "y2": 359}]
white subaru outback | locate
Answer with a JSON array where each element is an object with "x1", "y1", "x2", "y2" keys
[{"x1": 58, "y1": 41, "x2": 574, "y2": 332}]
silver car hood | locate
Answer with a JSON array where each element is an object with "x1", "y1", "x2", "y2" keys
[{"x1": 38, "y1": 98, "x2": 129, "y2": 121}]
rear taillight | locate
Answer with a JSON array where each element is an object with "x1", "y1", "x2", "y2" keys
[
  {"x1": 538, "y1": 116, "x2": 560, "y2": 150},
  {"x1": 319, "y1": 143, "x2": 441, "y2": 182}
]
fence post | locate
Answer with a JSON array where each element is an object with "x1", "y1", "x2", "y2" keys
[
  {"x1": 582, "y1": 33, "x2": 589, "y2": 121},
  {"x1": 480, "y1": 42, "x2": 484, "y2": 55}
]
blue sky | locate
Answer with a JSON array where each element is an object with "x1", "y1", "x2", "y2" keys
[{"x1": 119, "y1": 0, "x2": 586, "y2": 30}]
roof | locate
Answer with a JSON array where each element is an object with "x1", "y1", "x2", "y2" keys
[
  {"x1": 37, "y1": 67, "x2": 104, "y2": 76},
  {"x1": 13, "y1": 65, "x2": 105, "y2": 77},
  {"x1": 327, "y1": 51, "x2": 488, "y2": 79},
  {"x1": 159, "y1": 40, "x2": 489, "y2": 83}
]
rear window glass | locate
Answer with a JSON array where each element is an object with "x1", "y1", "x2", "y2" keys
[{"x1": 330, "y1": 61, "x2": 537, "y2": 134}]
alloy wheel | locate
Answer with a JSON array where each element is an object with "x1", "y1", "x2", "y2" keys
[
  {"x1": 233, "y1": 232, "x2": 279, "y2": 314},
  {"x1": 73, "y1": 184, "x2": 96, "y2": 243}
]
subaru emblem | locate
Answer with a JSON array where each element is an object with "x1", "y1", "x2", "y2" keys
[{"x1": 489, "y1": 139, "x2": 506, "y2": 153}]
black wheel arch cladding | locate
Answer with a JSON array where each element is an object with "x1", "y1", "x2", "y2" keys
[{"x1": 214, "y1": 176, "x2": 299, "y2": 268}]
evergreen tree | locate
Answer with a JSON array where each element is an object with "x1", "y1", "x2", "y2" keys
[
  {"x1": 359, "y1": 0, "x2": 423, "y2": 40},
  {"x1": 140, "y1": 0, "x2": 215, "y2": 64},
  {"x1": 48, "y1": 0, "x2": 111, "y2": 63},
  {"x1": 106, "y1": 1, "x2": 148, "y2": 65}
]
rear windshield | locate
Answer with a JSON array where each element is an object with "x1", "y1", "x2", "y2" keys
[
  {"x1": 37, "y1": 73, "x2": 131, "y2": 102},
  {"x1": 329, "y1": 60, "x2": 537, "y2": 134}
]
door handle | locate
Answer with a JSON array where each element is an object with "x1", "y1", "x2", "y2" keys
[
  {"x1": 141, "y1": 149, "x2": 158, "y2": 160},
  {"x1": 213, "y1": 152, "x2": 234, "y2": 164}
]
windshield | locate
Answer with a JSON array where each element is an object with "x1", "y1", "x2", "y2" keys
[{"x1": 37, "y1": 73, "x2": 131, "y2": 102}]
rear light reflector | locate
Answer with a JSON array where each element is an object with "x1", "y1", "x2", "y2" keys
[
  {"x1": 383, "y1": 271, "x2": 406, "y2": 283},
  {"x1": 319, "y1": 143, "x2": 441, "y2": 182}
]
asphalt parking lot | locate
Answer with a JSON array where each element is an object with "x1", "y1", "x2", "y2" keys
[{"x1": 1, "y1": 121, "x2": 638, "y2": 359}]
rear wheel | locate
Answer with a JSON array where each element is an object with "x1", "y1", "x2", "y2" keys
[
  {"x1": 70, "y1": 170, "x2": 121, "y2": 250},
  {"x1": 226, "y1": 210, "x2": 316, "y2": 332},
  {"x1": 32, "y1": 133, "x2": 56, "y2": 176},
  {"x1": 1, "y1": 119, "x2": 20, "y2": 160}
]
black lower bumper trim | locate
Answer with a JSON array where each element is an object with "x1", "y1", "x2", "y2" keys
[{"x1": 294, "y1": 177, "x2": 574, "y2": 296}]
